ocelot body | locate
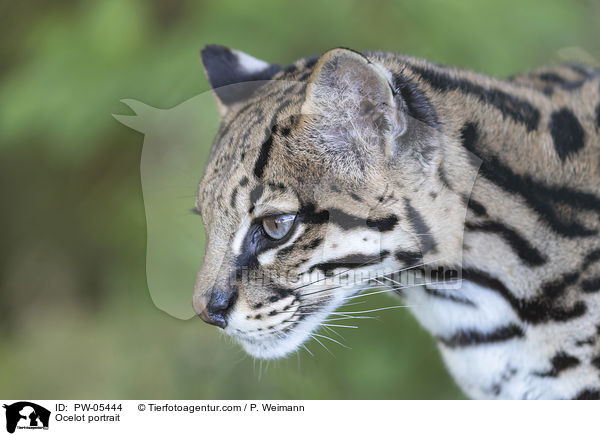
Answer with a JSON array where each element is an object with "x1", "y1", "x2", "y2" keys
[{"x1": 193, "y1": 45, "x2": 600, "y2": 399}]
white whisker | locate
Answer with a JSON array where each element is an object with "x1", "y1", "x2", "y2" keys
[
  {"x1": 321, "y1": 323, "x2": 358, "y2": 329},
  {"x1": 324, "y1": 318, "x2": 372, "y2": 323},
  {"x1": 321, "y1": 325, "x2": 346, "y2": 340},
  {"x1": 333, "y1": 305, "x2": 413, "y2": 315},
  {"x1": 311, "y1": 332, "x2": 350, "y2": 349},
  {"x1": 300, "y1": 285, "x2": 342, "y2": 297},
  {"x1": 301, "y1": 344, "x2": 314, "y2": 357},
  {"x1": 310, "y1": 334, "x2": 334, "y2": 356}
]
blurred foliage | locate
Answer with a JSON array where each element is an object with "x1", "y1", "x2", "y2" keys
[{"x1": 0, "y1": 0, "x2": 598, "y2": 399}]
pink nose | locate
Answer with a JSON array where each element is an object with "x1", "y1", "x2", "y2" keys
[{"x1": 193, "y1": 289, "x2": 238, "y2": 328}]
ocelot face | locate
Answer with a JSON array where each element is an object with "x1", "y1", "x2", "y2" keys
[
  {"x1": 194, "y1": 176, "x2": 421, "y2": 358},
  {"x1": 192, "y1": 46, "x2": 461, "y2": 358}
]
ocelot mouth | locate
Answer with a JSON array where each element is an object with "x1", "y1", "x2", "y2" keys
[{"x1": 225, "y1": 299, "x2": 342, "y2": 359}]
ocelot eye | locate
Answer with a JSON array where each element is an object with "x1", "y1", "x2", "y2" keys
[{"x1": 261, "y1": 214, "x2": 296, "y2": 240}]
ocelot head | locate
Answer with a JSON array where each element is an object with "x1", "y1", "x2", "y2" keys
[{"x1": 192, "y1": 45, "x2": 471, "y2": 358}]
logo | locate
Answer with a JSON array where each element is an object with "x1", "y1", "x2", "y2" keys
[{"x1": 3, "y1": 402, "x2": 50, "y2": 434}]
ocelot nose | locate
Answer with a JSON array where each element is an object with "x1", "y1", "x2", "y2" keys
[{"x1": 193, "y1": 288, "x2": 238, "y2": 329}]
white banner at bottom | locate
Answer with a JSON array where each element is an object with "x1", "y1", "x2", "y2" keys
[{"x1": 0, "y1": 400, "x2": 596, "y2": 436}]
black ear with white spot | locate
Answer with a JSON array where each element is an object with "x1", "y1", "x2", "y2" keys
[
  {"x1": 302, "y1": 48, "x2": 406, "y2": 159},
  {"x1": 201, "y1": 45, "x2": 281, "y2": 115}
]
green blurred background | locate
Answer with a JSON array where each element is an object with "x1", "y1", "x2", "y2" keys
[{"x1": 1, "y1": 0, "x2": 599, "y2": 399}]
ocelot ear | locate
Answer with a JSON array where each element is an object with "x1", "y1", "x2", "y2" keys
[
  {"x1": 201, "y1": 45, "x2": 281, "y2": 116},
  {"x1": 301, "y1": 48, "x2": 407, "y2": 160}
]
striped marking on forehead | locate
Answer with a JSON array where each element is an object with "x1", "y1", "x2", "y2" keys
[
  {"x1": 198, "y1": 158, "x2": 247, "y2": 211},
  {"x1": 253, "y1": 99, "x2": 296, "y2": 180},
  {"x1": 200, "y1": 104, "x2": 277, "y2": 207},
  {"x1": 208, "y1": 81, "x2": 304, "y2": 186}
]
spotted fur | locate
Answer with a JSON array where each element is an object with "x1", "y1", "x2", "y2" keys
[{"x1": 193, "y1": 45, "x2": 600, "y2": 399}]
